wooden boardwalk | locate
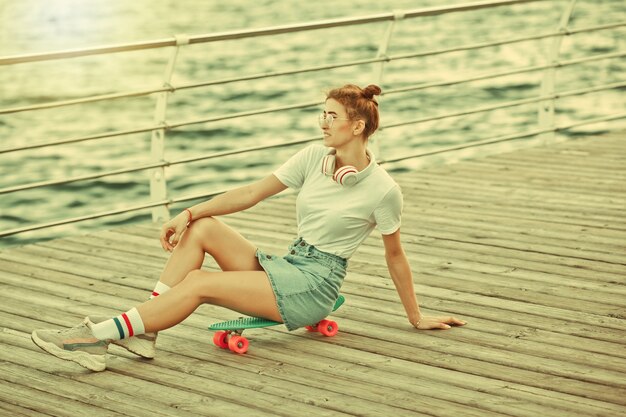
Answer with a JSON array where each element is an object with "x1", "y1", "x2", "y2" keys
[{"x1": 0, "y1": 133, "x2": 625, "y2": 417}]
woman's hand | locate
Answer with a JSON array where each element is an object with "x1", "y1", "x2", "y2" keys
[
  {"x1": 412, "y1": 315, "x2": 466, "y2": 330},
  {"x1": 160, "y1": 212, "x2": 190, "y2": 252}
]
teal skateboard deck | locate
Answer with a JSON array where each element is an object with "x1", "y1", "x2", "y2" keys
[{"x1": 209, "y1": 295, "x2": 345, "y2": 354}]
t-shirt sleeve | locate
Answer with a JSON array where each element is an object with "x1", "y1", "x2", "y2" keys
[
  {"x1": 373, "y1": 185, "x2": 403, "y2": 235},
  {"x1": 273, "y1": 144, "x2": 319, "y2": 190}
]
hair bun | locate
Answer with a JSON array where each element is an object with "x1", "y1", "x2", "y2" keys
[{"x1": 362, "y1": 84, "x2": 382, "y2": 99}]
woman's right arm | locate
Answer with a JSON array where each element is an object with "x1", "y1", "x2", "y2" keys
[
  {"x1": 160, "y1": 174, "x2": 287, "y2": 251},
  {"x1": 186, "y1": 174, "x2": 287, "y2": 219}
]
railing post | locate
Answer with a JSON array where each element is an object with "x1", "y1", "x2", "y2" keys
[
  {"x1": 150, "y1": 34, "x2": 189, "y2": 223},
  {"x1": 537, "y1": 0, "x2": 576, "y2": 145},
  {"x1": 372, "y1": 11, "x2": 404, "y2": 159}
]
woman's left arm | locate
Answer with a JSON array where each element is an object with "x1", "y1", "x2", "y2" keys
[{"x1": 382, "y1": 229, "x2": 466, "y2": 330}]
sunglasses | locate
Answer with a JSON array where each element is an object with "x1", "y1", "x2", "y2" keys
[{"x1": 318, "y1": 112, "x2": 351, "y2": 129}]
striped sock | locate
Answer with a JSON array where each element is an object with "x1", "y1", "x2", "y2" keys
[
  {"x1": 150, "y1": 281, "x2": 171, "y2": 299},
  {"x1": 91, "y1": 308, "x2": 146, "y2": 341}
]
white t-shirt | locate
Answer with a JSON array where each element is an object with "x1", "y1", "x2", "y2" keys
[{"x1": 273, "y1": 144, "x2": 403, "y2": 259}]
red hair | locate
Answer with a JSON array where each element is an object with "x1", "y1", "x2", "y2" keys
[{"x1": 326, "y1": 84, "x2": 382, "y2": 138}]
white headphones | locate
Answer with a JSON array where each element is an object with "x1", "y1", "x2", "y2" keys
[{"x1": 321, "y1": 149, "x2": 371, "y2": 187}]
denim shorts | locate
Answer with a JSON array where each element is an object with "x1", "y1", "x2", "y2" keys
[{"x1": 256, "y1": 237, "x2": 347, "y2": 331}]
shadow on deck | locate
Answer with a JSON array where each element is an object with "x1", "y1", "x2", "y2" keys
[{"x1": 0, "y1": 133, "x2": 625, "y2": 417}]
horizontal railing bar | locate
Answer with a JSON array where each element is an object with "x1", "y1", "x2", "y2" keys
[
  {"x1": 0, "y1": 85, "x2": 174, "y2": 115},
  {"x1": 172, "y1": 57, "x2": 385, "y2": 91},
  {"x1": 555, "y1": 50, "x2": 626, "y2": 67},
  {"x1": 0, "y1": 184, "x2": 257, "y2": 237},
  {"x1": 0, "y1": 0, "x2": 540, "y2": 66},
  {"x1": 168, "y1": 135, "x2": 321, "y2": 167},
  {"x1": 0, "y1": 188, "x2": 228, "y2": 238},
  {"x1": 0, "y1": 162, "x2": 166, "y2": 195},
  {"x1": 166, "y1": 100, "x2": 320, "y2": 129},
  {"x1": 4, "y1": 111, "x2": 624, "y2": 238},
  {"x1": 387, "y1": 22, "x2": 625, "y2": 63},
  {"x1": 2, "y1": 48, "x2": 622, "y2": 155},
  {"x1": 2, "y1": 79, "x2": 623, "y2": 196},
  {"x1": 189, "y1": 1, "x2": 541, "y2": 44},
  {"x1": 0, "y1": 136, "x2": 319, "y2": 195},
  {"x1": 0, "y1": 125, "x2": 162, "y2": 155},
  {"x1": 554, "y1": 112, "x2": 626, "y2": 130},
  {"x1": 3, "y1": 21, "x2": 622, "y2": 117},
  {"x1": 0, "y1": 38, "x2": 175, "y2": 66},
  {"x1": 380, "y1": 112, "x2": 626, "y2": 164},
  {"x1": 566, "y1": 21, "x2": 626, "y2": 35},
  {"x1": 0, "y1": 199, "x2": 170, "y2": 238},
  {"x1": 384, "y1": 50, "x2": 626, "y2": 96},
  {"x1": 382, "y1": 80, "x2": 626, "y2": 129}
]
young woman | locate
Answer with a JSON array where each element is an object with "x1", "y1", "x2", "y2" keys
[{"x1": 32, "y1": 84, "x2": 466, "y2": 371}]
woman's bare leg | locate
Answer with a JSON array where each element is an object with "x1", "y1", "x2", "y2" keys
[
  {"x1": 137, "y1": 269, "x2": 281, "y2": 332},
  {"x1": 157, "y1": 217, "x2": 263, "y2": 288},
  {"x1": 137, "y1": 216, "x2": 277, "y2": 332}
]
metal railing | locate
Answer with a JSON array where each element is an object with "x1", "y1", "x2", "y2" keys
[{"x1": 1, "y1": 0, "x2": 624, "y2": 239}]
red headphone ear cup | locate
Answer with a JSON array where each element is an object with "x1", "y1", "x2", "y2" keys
[{"x1": 334, "y1": 165, "x2": 358, "y2": 186}]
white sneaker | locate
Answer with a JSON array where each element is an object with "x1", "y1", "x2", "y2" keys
[
  {"x1": 32, "y1": 318, "x2": 108, "y2": 372},
  {"x1": 89, "y1": 315, "x2": 157, "y2": 359}
]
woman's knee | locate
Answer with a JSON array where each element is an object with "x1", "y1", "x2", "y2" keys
[
  {"x1": 184, "y1": 269, "x2": 213, "y2": 285},
  {"x1": 179, "y1": 269, "x2": 210, "y2": 298},
  {"x1": 186, "y1": 217, "x2": 219, "y2": 249},
  {"x1": 182, "y1": 269, "x2": 231, "y2": 304}
]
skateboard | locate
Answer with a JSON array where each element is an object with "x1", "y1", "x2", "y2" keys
[{"x1": 209, "y1": 295, "x2": 345, "y2": 354}]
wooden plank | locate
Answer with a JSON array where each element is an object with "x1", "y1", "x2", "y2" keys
[
  {"x1": 471, "y1": 167, "x2": 620, "y2": 184},
  {"x1": 413, "y1": 155, "x2": 626, "y2": 193},
  {"x1": 0, "y1": 370, "x2": 124, "y2": 417},
  {"x1": 330, "y1": 300, "x2": 626, "y2": 379},
  {"x1": 0, "y1": 304, "x2": 480, "y2": 417},
  {"x1": 466, "y1": 159, "x2": 625, "y2": 181},
  {"x1": 400, "y1": 195, "x2": 626, "y2": 232},
  {"x1": 0, "y1": 318, "x2": 357, "y2": 417},
  {"x1": 396, "y1": 174, "x2": 626, "y2": 212},
  {"x1": 0, "y1": 400, "x2": 53, "y2": 417},
  {"x1": 341, "y1": 275, "x2": 626, "y2": 357},
  {"x1": 0, "y1": 350, "x2": 203, "y2": 417}
]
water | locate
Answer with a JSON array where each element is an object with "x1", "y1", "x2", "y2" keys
[{"x1": 1, "y1": 0, "x2": 625, "y2": 248}]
